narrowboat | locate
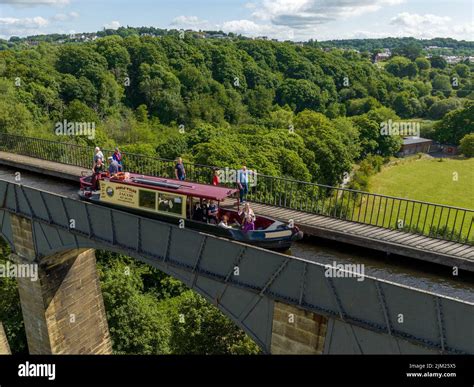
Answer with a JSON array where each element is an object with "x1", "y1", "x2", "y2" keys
[{"x1": 78, "y1": 171, "x2": 303, "y2": 251}]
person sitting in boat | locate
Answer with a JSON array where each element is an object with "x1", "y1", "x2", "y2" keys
[
  {"x1": 107, "y1": 156, "x2": 120, "y2": 177},
  {"x1": 218, "y1": 214, "x2": 233, "y2": 229},
  {"x1": 207, "y1": 200, "x2": 219, "y2": 224},
  {"x1": 238, "y1": 202, "x2": 256, "y2": 224},
  {"x1": 242, "y1": 215, "x2": 255, "y2": 233},
  {"x1": 192, "y1": 202, "x2": 203, "y2": 221},
  {"x1": 201, "y1": 199, "x2": 209, "y2": 223}
]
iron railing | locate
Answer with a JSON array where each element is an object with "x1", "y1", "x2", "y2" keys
[{"x1": 1, "y1": 133, "x2": 472, "y2": 244}]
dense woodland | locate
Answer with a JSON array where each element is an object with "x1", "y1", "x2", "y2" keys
[
  {"x1": 0, "y1": 30, "x2": 473, "y2": 354},
  {"x1": 0, "y1": 30, "x2": 473, "y2": 188}
]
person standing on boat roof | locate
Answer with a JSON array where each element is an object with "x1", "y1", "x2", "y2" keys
[
  {"x1": 113, "y1": 147, "x2": 123, "y2": 172},
  {"x1": 175, "y1": 157, "x2": 186, "y2": 181}
]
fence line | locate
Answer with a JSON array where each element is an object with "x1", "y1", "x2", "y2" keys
[{"x1": 1, "y1": 133, "x2": 472, "y2": 244}]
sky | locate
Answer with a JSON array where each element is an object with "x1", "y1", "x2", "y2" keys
[{"x1": 0, "y1": 0, "x2": 472, "y2": 41}]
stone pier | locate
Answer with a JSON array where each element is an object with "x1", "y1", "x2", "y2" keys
[
  {"x1": 271, "y1": 302, "x2": 328, "y2": 354},
  {"x1": 10, "y1": 215, "x2": 112, "y2": 354},
  {"x1": 0, "y1": 322, "x2": 11, "y2": 354}
]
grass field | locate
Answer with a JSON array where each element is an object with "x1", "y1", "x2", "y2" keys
[
  {"x1": 362, "y1": 156, "x2": 474, "y2": 242},
  {"x1": 369, "y1": 156, "x2": 474, "y2": 209}
]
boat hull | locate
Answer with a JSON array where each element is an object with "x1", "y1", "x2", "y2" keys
[{"x1": 79, "y1": 191, "x2": 301, "y2": 251}]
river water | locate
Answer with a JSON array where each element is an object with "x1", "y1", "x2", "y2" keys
[{"x1": 290, "y1": 236, "x2": 474, "y2": 303}]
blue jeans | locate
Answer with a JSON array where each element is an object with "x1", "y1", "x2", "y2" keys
[
  {"x1": 239, "y1": 183, "x2": 248, "y2": 202},
  {"x1": 178, "y1": 175, "x2": 185, "y2": 181}
]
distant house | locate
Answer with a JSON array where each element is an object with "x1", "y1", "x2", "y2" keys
[
  {"x1": 442, "y1": 55, "x2": 463, "y2": 64},
  {"x1": 373, "y1": 50, "x2": 391, "y2": 63},
  {"x1": 398, "y1": 137, "x2": 433, "y2": 157}
]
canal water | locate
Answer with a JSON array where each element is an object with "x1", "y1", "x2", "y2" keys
[
  {"x1": 290, "y1": 236, "x2": 474, "y2": 303},
  {"x1": 1, "y1": 165, "x2": 473, "y2": 303}
]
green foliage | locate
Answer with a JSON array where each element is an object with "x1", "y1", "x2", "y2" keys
[
  {"x1": 0, "y1": 240, "x2": 27, "y2": 354},
  {"x1": 427, "y1": 98, "x2": 462, "y2": 119},
  {"x1": 435, "y1": 101, "x2": 474, "y2": 146},
  {"x1": 97, "y1": 252, "x2": 171, "y2": 354},
  {"x1": 0, "y1": 31, "x2": 469, "y2": 186},
  {"x1": 386, "y1": 56, "x2": 418, "y2": 78},
  {"x1": 166, "y1": 291, "x2": 261, "y2": 355},
  {"x1": 431, "y1": 74, "x2": 452, "y2": 97},
  {"x1": 349, "y1": 155, "x2": 385, "y2": 191},
  {"x1": 430, "y1": 56, "x2": 448, "y2": 69},
  {"x1": 459, "y1": 133, "x2": 474, "y2": 157},
  {"x1": 415, "y1": 57, "x2": 431, "y2": 71}
]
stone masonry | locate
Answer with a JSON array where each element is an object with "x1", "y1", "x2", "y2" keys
[
  {"x1": 271, "y1": 301, "x2": 328, "y2": 354},
  {"x1": 0, "y1": 322, "x2": 11, "y2": 354},
  {"x1": 10, "y1": 214, "x2": 112, "y2": 354}
]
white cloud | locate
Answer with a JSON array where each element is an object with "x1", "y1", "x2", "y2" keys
[
  {"x1": 0, "y1": 16, "x2": 49, "y2": 37},
  {"x1": 220, "y1": 19, "x2": 296, "y2": 39},
  {"x1": 390, "y1": 12, "x2": 451, "y2": 28},
  {"x1": 170, "y1": 15, "x2": 208, "y2": 27},
  {"x1": 103, "y1": 21, "x2": 121, "y2": 30},
  {"x1": 388, "y1": 12, "x2": 472, "y2": 39},
  {"x1": 0, "y1": 0, "x2": 69, "y2": 6},
  {"x1": 0, "y1": 16, "x2": 48, "y2": 27},
  {"x1": 253, "y1": 0, "x2": 406, "y2": 28},
  {"x1": 51, "y1": 11, "x2": 79, "y2": 22}
]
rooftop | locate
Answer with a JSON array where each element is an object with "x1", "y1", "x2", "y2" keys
[
  {"x1": 402, "y1": 137, "x2": 433, "y2": 145},
  {"x1": 110, "y1": 173, "x2": 238, "y2": 201}
]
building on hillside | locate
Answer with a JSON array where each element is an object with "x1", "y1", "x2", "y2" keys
[
  {"x1": 373, "y1": 49, "x2": 391, "y2": 63},
  {"x1": 398, "y1": 137, "x2": 433, "y2": 157}
]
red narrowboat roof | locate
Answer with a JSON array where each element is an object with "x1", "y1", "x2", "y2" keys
[{"x1": 109, "y1": 173, "x2": 239, "y2": 201}]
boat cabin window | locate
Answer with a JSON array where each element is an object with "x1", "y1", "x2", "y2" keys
[
  {"x1": 139, "y1": 190, "x2": 156, "y2": 210},
  {"x1": 157, "y1": 193, "x2": 183, "y2": 216}
]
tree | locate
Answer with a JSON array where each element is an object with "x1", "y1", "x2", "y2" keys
[
  {"x1": 0, "y1": 240, "x2": 27, "y2": 354},
  {"x1": 427, "y1": 98, "x2": 461, "y2": 120},
  {"x1": 346, "y1": 97, "x2": 380, "y2": 116},
  {"x1": 431, "y1": 74, "x2": 452, "y2": 97},
  {"x1": 95, "y1": 35, "x2": 131, "y2": 75},
  {"x1": 167, "y1": 291, "x2": 261, "y2": 355},
  {"x1": 430, "y1": 55, "x2": 448, "y2": 70},
  {"x1": 244, "y1": 86, "x2": 275, "y2": 118},
  {"x1": 385, "y1": 56, "x2": 418, "y2": 78},
  {"x1": 276, "y1": 79, "x2": 322, "y2": 112},
  {"x1": 97, "y1": 252, "x2": 171, "y2": 354},
  {"x1": 454, "y1": 63, "x2": 470, "y2": 78},
  {"x1": 392, "y1": 43, "x2": 423, "y2": 61},
  {"x1": 433, "y1": 102, "x2": 474, "y2": 145},
  {"x1": 63, "y1": 99, "x2": 100, "y2": 124},
  {"x1": 415, "y1": 57, "x2": 431, "y2": 71},
  {"x1": 459, "y1": 133, "x2": 474, "y2": 157},
  {"x1": 429, "y1": 56, "x2": 448, "y2": 69}
]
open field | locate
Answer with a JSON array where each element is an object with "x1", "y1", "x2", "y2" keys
[
  {"x1": 369, "y1": 156, "x2": 474, "y2": 209},
  {"x1": 359, "y1": 156, "x2": 474, "y2": 242}
]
